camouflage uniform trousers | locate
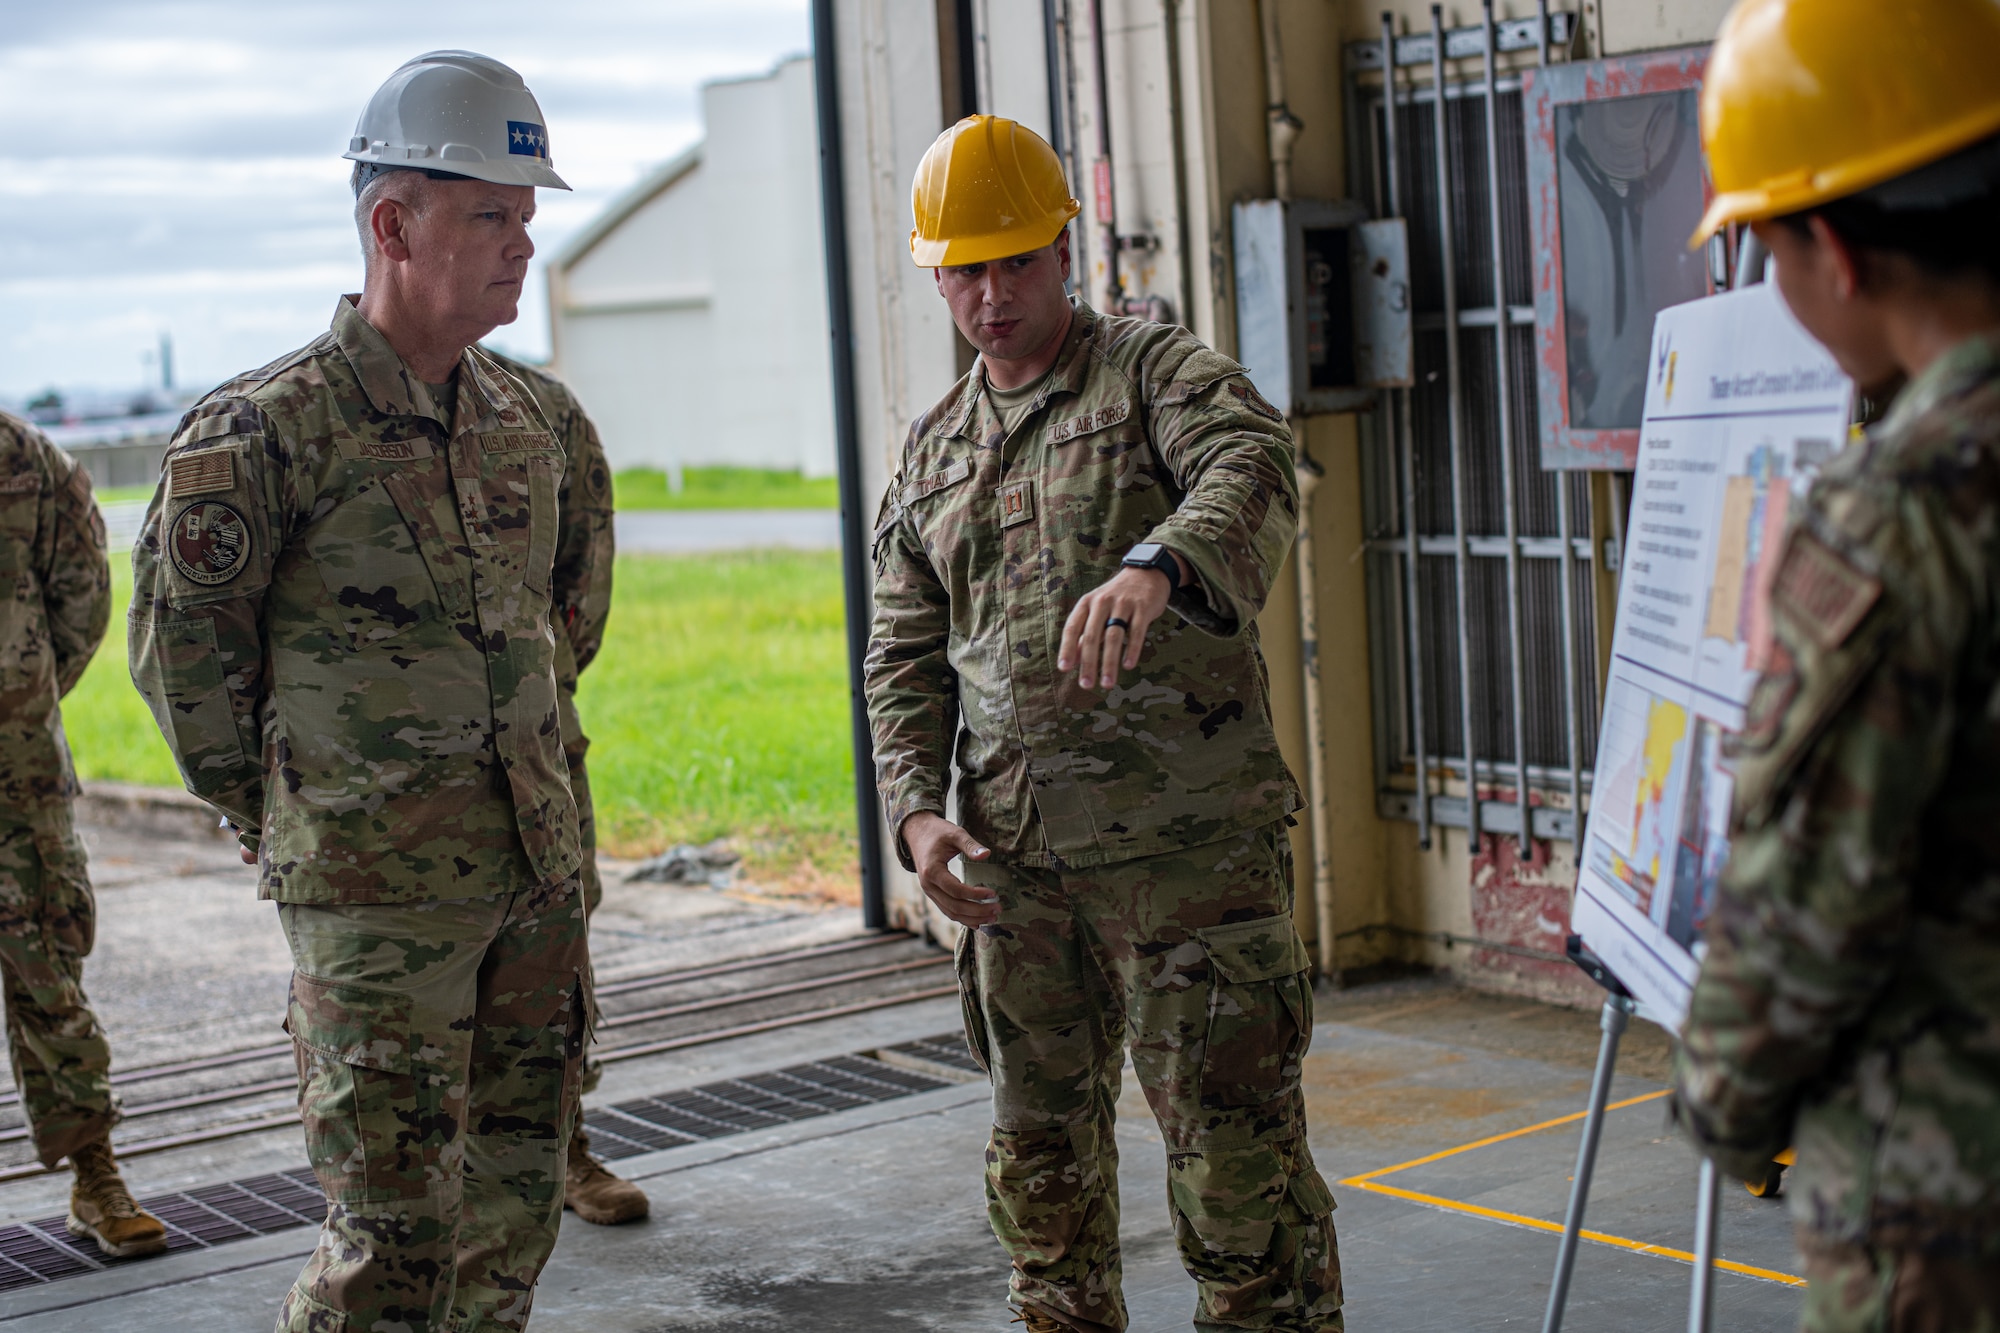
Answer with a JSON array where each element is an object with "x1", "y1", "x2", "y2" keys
[
  {"x1": 560, "y1": 684, "x2": 605, "y2": 1100},
  {"x1": 1799, "y1": 1238, "x2": 2000, "y2": 1333},
  {"x1": 0, "y1": 809, "x2": 118, "y2": 1168},
  {"x1": 274, "y1": 875, "x2": 590, "y2": 1333},
  {"x1": 959, "y1": 821, "x2": 1342, "y2": 1333}
]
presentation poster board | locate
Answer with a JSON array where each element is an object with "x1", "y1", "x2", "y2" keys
[{"x1": 1570, "y1": 283, "x2": 1853, "y2": 1027}]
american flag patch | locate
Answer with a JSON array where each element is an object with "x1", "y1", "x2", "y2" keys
[{"x1": 169, "y1": 450, "x2": 235, "y2": 497}]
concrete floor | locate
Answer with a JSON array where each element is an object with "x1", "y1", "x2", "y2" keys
[{"x1": 0, "y1": 977, "x2": 1805, "y2": 1331}]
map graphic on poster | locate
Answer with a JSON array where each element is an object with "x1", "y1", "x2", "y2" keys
[{"x1": 1570, "y1": 283, "x2": 1851, "y2": 1027}]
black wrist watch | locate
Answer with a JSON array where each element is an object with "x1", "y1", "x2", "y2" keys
[{"x1": 1123, "y1": 541, "x2": 1180, "y2": 591}]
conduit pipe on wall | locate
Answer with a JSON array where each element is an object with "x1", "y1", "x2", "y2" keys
[
  {"x1": 1256, "y1": 0, "x2": 1338, "y2": 985},
  {"x1": 1088, "y1": 0, "x2": 1121, "y2": 310},
  {"x1": 1259, "y1": 0, "x2": 1303, "y2": 201}
]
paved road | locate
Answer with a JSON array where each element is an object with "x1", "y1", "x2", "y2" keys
[
  {"x1": 98, "y1": 502, "x2": 841, "y2": 554},
  {"x1": 615, "y1": 508, "x2": 840, "y2": 553}
]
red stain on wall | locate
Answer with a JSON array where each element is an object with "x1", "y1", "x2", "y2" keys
[{"x1": 1465, "y1": 789, "x2": 1597, "y2": 1007}]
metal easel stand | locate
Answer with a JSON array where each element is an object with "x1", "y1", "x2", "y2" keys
[{"x1": 1541, "y1": 936, "x2": 1722, "y2": 1333}]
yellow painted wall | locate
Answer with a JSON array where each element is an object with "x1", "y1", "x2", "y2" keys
[
  {"x1": 1213, "y1": 0, "x2": 1736, "y2": 992},
  {"x1": 1208, "y1": 0, "x2": 1744, "y2": 984},
  {"x1": 1303, "y1": 415, "x2": 1393, "y2": 964},
  {"x1": 1257, "y1": 414, "x2": 1391, "y2": 965}
]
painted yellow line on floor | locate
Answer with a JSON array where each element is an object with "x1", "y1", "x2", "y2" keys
[{"x1": 1335, "y1": 1089, "x2": 1806, "y2": 1288}]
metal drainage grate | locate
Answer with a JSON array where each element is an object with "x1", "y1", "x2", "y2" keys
[
  {"x1": 584, "y1": 1049, "x2": 961, "y2": 1160},
  {"x1": 877, "y1": 1034, "x2": 985, "y2": 1080},
  {"x1": 0, "y1": 1168, "x2": 325, "y2": 1292},
  {"x1": 0, "y1": 1037, "x2": 976, "y2": 1289}
]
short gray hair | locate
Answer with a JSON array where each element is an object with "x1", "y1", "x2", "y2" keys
[{"x1": 352, "y1": 166, "x2": 440, "y2": 273}]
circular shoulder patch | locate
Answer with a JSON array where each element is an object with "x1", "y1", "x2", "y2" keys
[{"x1": 169, "y1": 500, "x2": 251, "y2": 587}]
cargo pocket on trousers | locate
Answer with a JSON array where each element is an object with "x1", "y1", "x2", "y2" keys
[
  {"x1": 284, "y1": 973, "x2": 431, "y2": 1203},
  {"x1": 1194, "y1": 915, "x2": 1312, "y2": 1113},
  {"x1": 1286, "y1": 1163, "x2": 1335, "y2": 1221},
  {"x1": 955, "y1": 926, "x2": 993, "y2": 1076}
]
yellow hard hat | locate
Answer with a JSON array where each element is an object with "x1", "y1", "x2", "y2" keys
[
  {"x1": 910, "y1": 115, "x2": 1081, "y2": 267},
  {"x1": 1691, "y1": 0, "x2": 2000, "y2": 245}
]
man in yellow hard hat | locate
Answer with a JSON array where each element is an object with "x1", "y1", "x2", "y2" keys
[
  {"x1": 1671, "y1": 0, "x2": 2000, "y2": 1325},
  {"x1": 864, "y1": 115, "x2": 1341, "y2": 1332}
]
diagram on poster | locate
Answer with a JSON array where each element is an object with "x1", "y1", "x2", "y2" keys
[{"x1": 1570, "y1": 283, "x2": 1851, "y2": 1027}]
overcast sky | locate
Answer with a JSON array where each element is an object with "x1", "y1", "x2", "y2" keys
[{"x1": 0, "y1": 0, "x2": 810, "y2": 402}]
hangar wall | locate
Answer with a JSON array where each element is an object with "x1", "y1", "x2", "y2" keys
[{"x1": 829, "y1": 0, "x2": 1738, "y2": 999}]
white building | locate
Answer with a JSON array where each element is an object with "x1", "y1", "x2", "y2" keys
[{"x1": 547, "y1": 55, "x2": 835, "y2": 478}]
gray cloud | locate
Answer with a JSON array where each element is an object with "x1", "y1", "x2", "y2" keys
[{"x1": 0, "y1": 0, "x2": 809, "y2": 397}]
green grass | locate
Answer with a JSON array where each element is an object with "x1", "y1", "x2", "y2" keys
[
  {"x1": 95, "y1": 485, "x2": 155, "y2": 504},
  {"x1": 66, "y1": 550, "x2": 858, "y2": 881},
  {"x1": 613, "y1": 466, "x2": 838, "y2": 510},
  {"x1": 66, "y1": 560, "x2": 181, "y2": 789},
  {"x1": 579, "y1": 551, "x2": 855, "y2": 874}
]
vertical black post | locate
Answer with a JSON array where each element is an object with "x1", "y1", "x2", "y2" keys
[
  {"x1": 811, "y1": 0, "x2": 888, "y2": 929},
  {"x1": 1042, "y1": 0, "x2": 1067, "y2": 164}
]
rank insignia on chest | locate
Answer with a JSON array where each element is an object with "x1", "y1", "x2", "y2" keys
[
  {"x1": 999, "y1": 479, "x2": 1035, "y2": 528},
  {"x1": 169, "y1": 500, "x2": 251, "y2": 587}
]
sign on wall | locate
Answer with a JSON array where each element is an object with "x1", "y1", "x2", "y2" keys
[
  {"x1": 1525, "y1": 46, "x2": 1715, "y2": 470},
  {"x1": 1569, "y1": 283, "x2": 1852, "y2": 1025}
]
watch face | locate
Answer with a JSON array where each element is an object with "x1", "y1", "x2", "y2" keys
[{"x1": 1126, "y1": 542, "x2": 1162, "y2": 564}]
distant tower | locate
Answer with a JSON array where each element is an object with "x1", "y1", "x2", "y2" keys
[{"x1": 159, "y1": 332, "x2": 174, "y2": 393}]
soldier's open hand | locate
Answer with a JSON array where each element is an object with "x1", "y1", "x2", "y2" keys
[
  {"x1": 1059, "y1": 556, "x2": 1182, "y2": 691},
  {"x1": 902, "y1": 811, "x2": 999, "y2": 928}
]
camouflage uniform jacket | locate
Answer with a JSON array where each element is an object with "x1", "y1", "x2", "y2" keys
[
  {"x1": 128, "y1": 297, "x2": 581, "y2": 904},
  {"x1": 0, "y1": 413, "x2": 109, "y2": 822},
  {"x1": 1675, "y1": 331, "x2": 2000, "y2": 1257},
  {"x1": 480, "y1": 352, "x2": 615, "y2": 692},
  {"x1": 864, "y1": 301, "x2": 1302, "y2": 870}
]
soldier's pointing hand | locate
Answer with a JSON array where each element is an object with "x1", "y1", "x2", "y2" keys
[{"x1": 1058, "y1": 550, "x2": 1186, "y2": 691}]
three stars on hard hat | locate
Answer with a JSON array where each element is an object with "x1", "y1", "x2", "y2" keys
[
  {"x1": 909, "y1": 114, "x2": 1080, "y2": 267},
  {"x1": 1690, "y1": 0, "x2": 2000, "y2": 246}
]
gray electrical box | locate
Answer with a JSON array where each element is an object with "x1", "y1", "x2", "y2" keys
[{"x1": 1233, "y1": 199, "x2": 1412, "y2": 417}]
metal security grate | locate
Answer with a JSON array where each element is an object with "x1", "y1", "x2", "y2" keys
[
  {"x1": 0, "y1": 1168, "x2": 325, "y2": 1291},
  {"x1": 0, "y1": 1040, "x2": 972, "y2": 1289},
  {"x1": 1348, "y1": 14, "x2": 1605, "y2": 851},
  {"x1": 584, "y1": 1052, "x2": 957, "y2": 1161},
  {"x1": 878, "y1": 1034, "x2": 984, "y2": 1079}
]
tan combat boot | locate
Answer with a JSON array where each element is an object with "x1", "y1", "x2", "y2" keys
[
  {"x1": 563, "y1": 1126, "x2": 649, "y2": 1225},
  {"x1": 67, "y1": 1140, "x2": 168, "y2": 1259},
  {"x1": 1011, "y1": 1309, "x2": 1067, "y2": 1333}
]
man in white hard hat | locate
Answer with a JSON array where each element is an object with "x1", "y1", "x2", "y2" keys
[{"x1": 130, "y1": 51, "x2": 601, "y2": 1329}]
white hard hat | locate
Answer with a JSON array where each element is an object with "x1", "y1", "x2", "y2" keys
[{"x1": 343, "y1": 50, "x2": 570, "y2": 191}]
